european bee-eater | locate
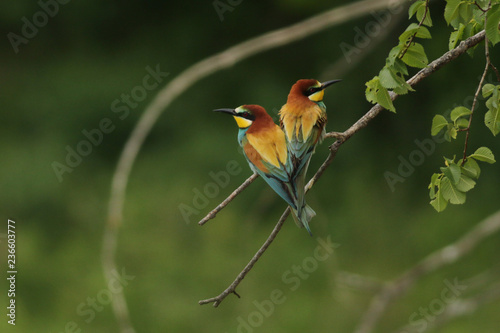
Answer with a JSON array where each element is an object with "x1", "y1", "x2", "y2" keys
[
  {"x1": 214, "y1": 104, "x2": 315, "y2": 235},
  {"x1": 278, "y1": 79, "x2": 341, "y2": 222}
]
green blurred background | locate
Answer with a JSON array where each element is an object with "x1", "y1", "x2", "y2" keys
[{"x1": 1, "y1": 0, "x2": 499, "y2": 332}]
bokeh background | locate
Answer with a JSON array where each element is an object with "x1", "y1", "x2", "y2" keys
[{"x1": 1, "y1": 0, "x2": 499, "y2": 332}]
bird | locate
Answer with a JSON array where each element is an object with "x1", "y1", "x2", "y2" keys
[
  {"x1": 214, "y1": 104, "x2": 315, "y2": 235},
  {"x1": 278, "y1": 79, "x2": 341, "y2": 225}
]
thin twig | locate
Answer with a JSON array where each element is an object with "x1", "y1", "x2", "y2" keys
[
  {"x1": 490, "y1": 62, "x2": 500, "y2": 81},
  {"x1": 199, "y1": 207, "x2": 291, "y2": 307},
  {"x1": 198, "y1": 30, "x2": 488, "y2": 307},
  {"x1": 475, "y1": 1, "x2": 488, "y2": 13},
  {"x1": 420, "y1": 282, "x2": 500, "y2": 333},
  {"x1": 461, "y1": 1, "x2": 492, "y2": 164},
  {"x1": 354, "y1": 209, "x2": 500, "y2": 333},
  {"x1": 324, "y1": 131, "x2": 345, "y2": 139},
  {"x1": 461, "y1": 62, "x2": 488, "y2": 162},
  {"x1": 198, "y1": 173, "x2": 258, "y2": 225}
]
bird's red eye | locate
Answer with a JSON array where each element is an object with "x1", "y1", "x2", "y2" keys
[{"x1": 306, "y1": 87, "x2": 317, "y2": 95}]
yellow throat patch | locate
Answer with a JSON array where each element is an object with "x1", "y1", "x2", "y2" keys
[
  {"x1": 233, "y1": 116, "x2": 253, "y2": 129},
  {"x1": 308, "y1": 89, "x2": 324, "y2": 102}
]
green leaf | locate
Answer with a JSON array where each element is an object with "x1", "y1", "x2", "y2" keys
[
  {"x1": 448, "y1": 1, "x2": 474, "y2": 28},
  {"x1": 399, "y1": 24, "x2": 431, "y2": 47},
  {"x1": 482, "y1": 83, "x2": 495, "y2": 98},
  {"x1": 485, "y1": 108, "x2": 500, "y2": 136},
  {"x1": 393, "y1": 81, "x2": 414, "y2": 95},
  {"x1": 449, "y1": 23, "x2": 466, "y2": 50},
  {"x1": 486, "y1": 4, "x2": 500, "y2": 46},
  {"x1": 441, "y1": 164, "x2": 461, "y2": 185},
  {"x1": 430, "y1": 189, "x2": 448, "y2": 212},
  {"x1": 459, "y1": 1, "x2": 473, "y2": 25},
  {"x1": 487, "y1": 87, "x2": 499, "y2": 110},
  {"x1": 461, "y1": 158, "x2": 481, "y2": 178},
  {"x1": 428, "y1": 173, "x2": 440, "y2": 199},
  {"x1": 401, "y1": 42, "x2": 428, "y2": 68},
  {"x1": 444, "y1": 0, "x2": 462, "y2": 25},
  {"x1": 379, "y1": 67, "x2": 400, "y2": 89},
  {"x1": 387, "y1": 45, "x2": 403, "y2": 66},
  {"x1": 456, "y1": 118, "x2": 469, "y2": 129},
  {"x1": 379, "y1": 66, "x2": 414, "y2": 95},
  {"x1": 455, "y1": 174, "x2": 476, "y2": 192},
  {"x1": 431, "y1": 115, "x2": 448, "y2": 135},
  {"x1": 444, "y1": 156, "x2": 456, "y2": 165},
  {"x1": 417, "y1": 26, "x2": 432, "y2": 39},
  {"x1": 392, "y1": 57, "x2": 408, "y2": 75},
  {"x1": 463, "y1": 19, "x2": 483, "y2": 56},
  {"x1": 441, "y1": 177, "x2": 466, "y2": 204},
  {"x1": 470, "y1": 146, "x2": 496, "y2": 163},
  {"x1": 409, "y1": 1, "x2": 424, "y2": 19},
  {"x1": 450, "y1": 106, "x2": 472, "y2": 122},
  {"x1": 449, "y1": 163, "x2": 462, "y2": 185},
  {"x1": 365, "y1": 77, "x2": 396, "y2": 112},
  {"x1": 429, "y1": 184, "x2": 436, "y2": 199},
  {"x1": 446, "y1": 124, "x2": 458, "y2": 140}
]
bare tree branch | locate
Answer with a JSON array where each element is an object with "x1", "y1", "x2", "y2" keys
[
  {"x1": 354, "y1": 209, "x2": 500, "y2": 333},
  {"x1": 199, "y1": 207, "x2": 290, "y2": 306},
  {"x1": 198, "y1": 29, "x2": 489, "y2": 308},
  {"x1": 420, "y1": 281, "x2": 500, "y2": 333}
]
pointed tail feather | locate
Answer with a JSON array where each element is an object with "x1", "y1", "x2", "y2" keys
[{"x1": 291, "y1": 204, "x2": 315, "y2": 236}]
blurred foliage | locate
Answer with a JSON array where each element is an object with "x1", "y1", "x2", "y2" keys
[{"x1": 0, "y1": 0, "x2": 499, "y2": 332}]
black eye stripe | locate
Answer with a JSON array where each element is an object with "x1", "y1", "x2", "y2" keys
[
  {"x1": 239, "y1": 111, "x2": 255, "y2": 120},
  {"x1": 305, "y1": 87, "x2": 320, "y2": 96}
]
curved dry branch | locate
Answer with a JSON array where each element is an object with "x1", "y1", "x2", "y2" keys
[
  {"x1": 198, "y1": 29, "x2": 489, "y2": 307},
  {"x1": 102, "y1": 0, "x2": 409, "y2": 328},
  {"x1": 354, "y1": 209, "x2": 500, "y2": 333},
  {"x1": 393, "y1": 279, "x2": 500, "y2": 333}
]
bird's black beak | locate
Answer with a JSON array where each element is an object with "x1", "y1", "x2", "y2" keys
[
  {"x1": 213, "y1": 108, "x2": 237, "y2": 116},
  {"x1": 321, "y1": 79, "x2": 342, "y2": 90}
]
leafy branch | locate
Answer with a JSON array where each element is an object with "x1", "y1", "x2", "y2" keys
[
  {"x1": 428, "y1": 0, "x2": 500, "y2": 212},
  {"x1": 361, "y1": 0, "x2": 499, "y2": 212},
  {"x1": 365, "y1": 0, "x2": 433, "y2": 112}
]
